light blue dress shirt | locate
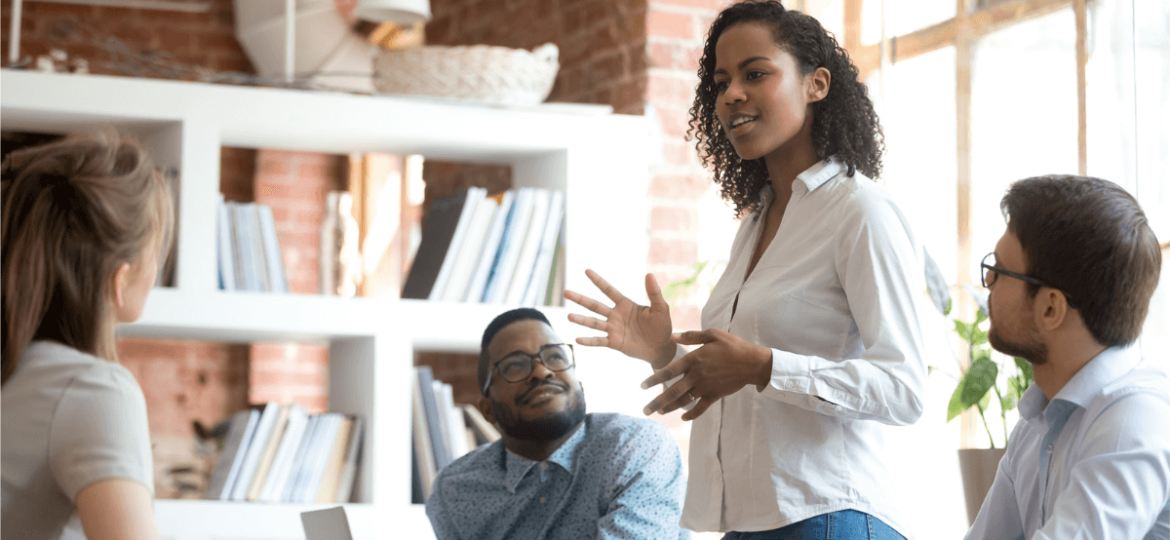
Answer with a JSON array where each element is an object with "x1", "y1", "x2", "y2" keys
[
  {"x1": 965, "y1": 345, "x2": 1170, "y2": 540},
  {"x1": 425, "y1": 413, "x2": 689, "y2": 540}
]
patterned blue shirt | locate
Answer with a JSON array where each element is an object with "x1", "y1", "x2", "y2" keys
[{"x1": 425, "y1": 413, "x2": 689, "y2": 540}]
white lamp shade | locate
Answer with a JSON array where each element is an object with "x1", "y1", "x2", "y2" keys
[{"x1": 353, "y1": 0, "x2": 432, "y2": 24}]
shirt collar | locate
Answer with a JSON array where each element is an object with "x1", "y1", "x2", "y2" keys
[
  {"x1": 755, "y1": 158, "x2": 842, "y2": 211},
  {"x1": 795, "y1": 157, "x2": 844, "y2": 192},
  {"x1": 1052, "y1": 344, "x2": 1142, "y2": 408},
  {"x1": 1018, "y1": 345, "x2": 1141, "y2": 422},
  {"x1": 501, "y1": 420, "x2": 587, "y2": 493}
]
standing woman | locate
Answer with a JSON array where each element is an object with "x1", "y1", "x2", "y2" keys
[
  {"x1": 2, "y1": 131, "x2": 173, "y2": 540},
  {"x1": 565, "y1": 2, "x2": 927, "y2": 539}
]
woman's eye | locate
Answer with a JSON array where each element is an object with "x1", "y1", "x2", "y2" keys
[
  {"x1": 714, "y1": 80, "x2": 729, "y2": 93},
  {"x1": 746, "y1": 71, "x2": 764, "y2": 80}
]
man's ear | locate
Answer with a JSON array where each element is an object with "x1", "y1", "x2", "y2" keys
[
  {"x1": 1035, "y1": 288, "x2": 1070, "y2": 332},
  {"x1": 112, "y1": 262, "x2": 131, "y2": 309},
  {"x1": 478, "y1": 396, "x2": 495, "y2": 425},
  {"x1": 806, "y1": 66, "x2": 831, "y2": 104}
]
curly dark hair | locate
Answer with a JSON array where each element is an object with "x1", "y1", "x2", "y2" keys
[{"x1": 687, "y1": 1, "x2": 885, "y2": 215}]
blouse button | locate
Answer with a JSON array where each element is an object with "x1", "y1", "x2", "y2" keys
[{"x1": 540, "y1": 497, "x2": 547, "y2": 504}]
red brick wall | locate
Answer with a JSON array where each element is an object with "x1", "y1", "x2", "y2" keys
[
  {"x1": 645, "y1": 0, "x2": 731, "y2": 331},
  {"x1": 426, "y1": 0, "x2": 648, "y2": 115},
  {"x1": 250, "y1": 149, "x2": 347, "y2": 413},
  {"x1": 0, "y1": 0, "x2": 254, "y2": 76}
]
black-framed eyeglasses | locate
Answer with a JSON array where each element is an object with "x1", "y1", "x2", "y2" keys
[
  {"x1": 980, "y1": 252, "x2": 1049, "y2": 288},
  {"x1": 482, "y1": 343, "x2": 575, "y2": 395},
  {"x1": 980, "y1": 252, "x2": 1076, "y2": 306}
]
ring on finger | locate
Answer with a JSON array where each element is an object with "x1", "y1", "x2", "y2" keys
[{"x1": 686, "y1": 391, "x2": 696, "y2": 402}]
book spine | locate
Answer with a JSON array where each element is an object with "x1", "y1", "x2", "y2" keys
[
  {"x1": 258, "y1": 405, "x2": 308, "y2": 502},
  {"x1": 465, "y1": 190, "x2": 516, "y2": 303},
  {"x1": 442, "y1": 197, "x2": 498, "y2": 302},
  {"x1": 504, "y1": 189, "x2": 552, "y2": 305},
  {"x1": 428, "y1": 187, "x2": 485, "y2": 301},
  {"x1": 298, "y1": 414, "x2": 341, "y2": 503},
  {"x1": 281, "y1": 414, "x2": 321, "y2": 502},
  {"x1": 205, "y1": 409, "x2": 253, "y2": 499},
  {"x1": 216, "y1": 195, "x2": 236, "y2": 291},
  {"x1": 416, "y1": 366, "x2": 451, "y2": 470},
  {"x1": 523, "y1": 189, "x2": 565, "y2": 306},
  {"x1": 257, "y1": 204, "x2": 288, "y2": 293},
  {"x1": 333, "y1": 416, "x2": 364, "y2": 503},
  {"x1": 412, "y1": 369, "x2": 437, "y2": 501},
  {"x1": 246, "y1": 404, "x2": 290, "y2": 500},
  {"x1": 249, "y1": 204, "x2": 271, "y2": 293},
  {"x1": 227, "y1": 202, "x2": 248, "y2": 291},
  {"x1": 229, "y1": 402, "x2": 281, "y2": 501},
  {"x1": 315, "y1": 416, "x2": 353, "y2": 502},
  {"x1": 484, "y1": 188, "x2": 535, "y2": 304},
  {"x1": 218, "y1": 409, "x2": 260, "y2": 500}
]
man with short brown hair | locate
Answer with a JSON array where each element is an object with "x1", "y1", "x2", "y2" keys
[{"x1": 965, "y1": 175, "x2": 1168, "y2": 540}]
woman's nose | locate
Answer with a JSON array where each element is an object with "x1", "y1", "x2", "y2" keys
[{"x1": 724, "y1": 79, "x2": 746, "y2": 104}]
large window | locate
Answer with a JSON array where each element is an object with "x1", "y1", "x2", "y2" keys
[{"x1": 790, "y1": 1, "x2": 1169, "y2": 537}]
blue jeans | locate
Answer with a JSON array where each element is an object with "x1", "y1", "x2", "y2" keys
[{"x1": 719, "y1": 510, "x2": 906, "y2": 540}]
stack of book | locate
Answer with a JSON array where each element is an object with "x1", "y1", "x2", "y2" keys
[
  {"x1": 216, "y1": 194, "x2": 289, "y2": 293},
  {"x1": 205, "y1": 403, "x2": 364, "y2": 504},
  {"x1": 401, "y1": 187, "x2": 565, "y2": 306},
  {"x1": 412, "y1": 366, "x2": 501, "y2": 502}
]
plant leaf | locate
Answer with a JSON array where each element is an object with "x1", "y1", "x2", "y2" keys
[
  {"x1": 979, "y1": 390, "x2": 992, "y2": 412},
  {"x1": 946, "y1": 383, "x2": 966, "y2": 422},
  {"x1": 1015, "y1": 357, "x2": 1034, "y2": 387},
  {"x1": 960, "y1": 355, "x2": 998, "y2": 409}
]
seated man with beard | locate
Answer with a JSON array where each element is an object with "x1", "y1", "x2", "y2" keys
[{"x1": 425, "y1": 308, "x2": 688, "y2": 540}]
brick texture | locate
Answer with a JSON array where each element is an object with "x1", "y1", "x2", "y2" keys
[
  {"x1": 647, "y1": 0, "x2": 735, "y2": 331},
  {"x1": 251, "y1": 149, "x2": 347, "y2": 412},
  {"x1": 426, "y1": 0, "x2": 648, "y2": 115},
  {"x1": 0, "y1": 0, "x2": 254, "y2": 78},
  {"x1": 416, "y1": 352, "x2": 482, "y2": 407},
  {"x1": 254, "y1": 150, "x2": 348, "y2": 296}
]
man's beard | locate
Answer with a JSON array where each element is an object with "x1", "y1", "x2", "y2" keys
[
  {"x1": 988, "y1": 314, "x2": 1049, "y2": 365},
  {"x1": 492, "y1": 382, "x2": 587, "y2": 442}
]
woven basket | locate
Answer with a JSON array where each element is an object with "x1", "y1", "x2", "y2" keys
[{"x1": 373, "y1": 43, "x2": 559, "y2": 106}]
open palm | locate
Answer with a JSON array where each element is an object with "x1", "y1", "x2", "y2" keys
[{"x1": 564, "y1": 270, "x2": 675, "y2": 367}]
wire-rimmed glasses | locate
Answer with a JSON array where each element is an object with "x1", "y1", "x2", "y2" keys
[{"x1": 482, "y1": 343, "x2": 575, "y2": 395}]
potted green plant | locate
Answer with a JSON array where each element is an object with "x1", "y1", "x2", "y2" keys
[{"x1": 943, "y1": 286, "x2": 1034, "y2": 524}]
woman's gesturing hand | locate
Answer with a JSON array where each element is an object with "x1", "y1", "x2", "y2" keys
[
  {"x1": 563, "y1": 270, "x2": 676, "y2": 368},
  {"x1": 639, "y1": 329, "x2": 773, "y2": 421}
]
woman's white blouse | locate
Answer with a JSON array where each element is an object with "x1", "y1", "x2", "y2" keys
[{"x1": 679, "y1": 158, "x2": 929, "y2": 534}]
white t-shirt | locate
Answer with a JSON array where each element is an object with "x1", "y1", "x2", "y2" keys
[{"x1": 2, "y1": 340, "x2": 154, "y2": 540}]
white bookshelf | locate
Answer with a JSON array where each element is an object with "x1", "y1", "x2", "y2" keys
[{"x1": 1, "y1": 69, "x2": 652, "y2": 539}]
